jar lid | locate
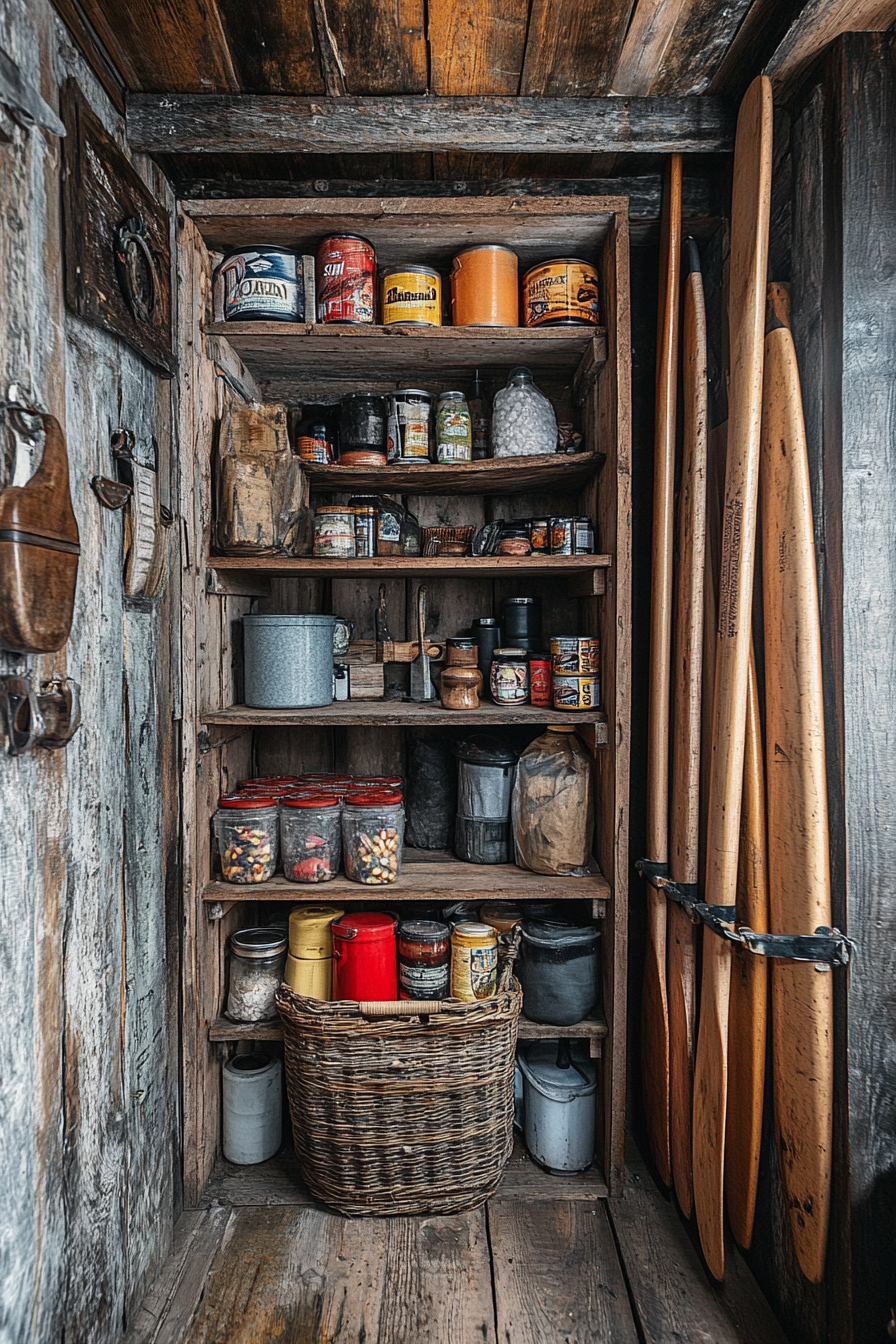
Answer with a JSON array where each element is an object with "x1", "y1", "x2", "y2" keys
[
  {"x1": 438, "y1": 390, "x2": 466, "y2": 400},
  {"x1": 503, "y1": 597, "x2": 537, "y2": 607},
  {"x1": 281, "y1": 794, "x2": 341, "y2": 809},
  {"x1": 332, "y1": 912, "x2": 397, "y2": 942},
  {"x1": 230, "y1": 927, "x2": 288, "y2": 958},
  {"x1": 399, "y1": 919, "x2": 450, "y2": 942},
  {"x1": 518, "y1": 1041, "x2": 598, "y2": 1100},
  {"x1": 343, "y1": 789, "x2": 403, "y2": 806},
  {"x1": 471, "y1": 617, "x2": 499, "y2": 627},
  {"x1": 218, "y1": 794, "x2": 277, "y2": 809},
  {"x1": 453, "y1": 734, "x2": 520, "y2": 766},
  {"x1": 393, "y1": 388, "x2": 432, "y2": 399},
  {"x1": 447, "y1": 637, "x2": 475, "y2": 649},
  {"x1": 452, "y1": 921, "x2": 497, "y2": 941},
  {"x1": 492, "y1": 647, "x2": 529, "y2": 659}
]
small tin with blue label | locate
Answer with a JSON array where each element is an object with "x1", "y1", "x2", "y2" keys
[{"x1": 219, "y1": 246, "x2": 303, "y2": 323}]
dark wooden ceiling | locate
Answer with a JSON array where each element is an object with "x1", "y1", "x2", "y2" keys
[{"x1": 54, "y1": 0, "x2": 896, "y2": 189}]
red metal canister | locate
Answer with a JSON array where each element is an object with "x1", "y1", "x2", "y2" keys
[
  {"x1": 529, "y1": 652, "x2": 552, "y2": 707},
  {"x1": 331, "y1": 911, "x2": 398, "y2": 1001},
  {"x1": 316, "y1": 234, "x2": 376, "y2": 324}
]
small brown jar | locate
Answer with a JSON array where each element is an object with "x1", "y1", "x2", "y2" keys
[
  {"x1": 440, "y1": 665, "x2": 483, "y2": 709},
  {"x1": 446, "y1": 637, "x2": 478, "y2": 667},
  {"x1": 398, "y1": 919, "x2": 451, "y2": 999}
]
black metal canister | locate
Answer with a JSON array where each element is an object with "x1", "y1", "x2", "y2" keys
[
  {"x1": 502, "y1": 596, "x2": 542, "y2": 652},
  {"x1": 471, "y1": 617, "x2": 502, "y2": 680}
]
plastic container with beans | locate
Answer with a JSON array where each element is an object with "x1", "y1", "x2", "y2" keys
[
  {"x1": 213, "y1": 796, "x2": 279, "y2": 883},
  {"x1": 280, "y1": 794, "x2": 343, "y2": 883},
  {"x1": 342, "y1": 789, "x2": 405, "y2": 885}
]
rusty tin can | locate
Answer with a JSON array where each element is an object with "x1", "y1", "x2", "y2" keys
[
  {"x1": 522, "y1": 258, "x2": 600, "y2": 328},
  {"x1": 316, "y1": 234, "x2": 376, "y2": 324},
  {"x1": 381, "y1": 266, "x2": 442, "y2": 326},
  {"x1": 552, "y1": 672, "x2": 600, "y2": 711},
  {"x1": 550, "y1": 636, "x2": 600, "y2": 676}
]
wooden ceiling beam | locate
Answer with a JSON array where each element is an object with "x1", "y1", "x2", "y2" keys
[{"x1": 126, "y1": 93, "x2": 734, "y2": 155}]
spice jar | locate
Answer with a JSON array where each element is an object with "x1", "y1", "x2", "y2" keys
[
  {"x1": 342, "y1": 789, "x2": 405, "y2": 884},
  {"x1": 340, "y1": 393, "x2": 386, "y2": 452},
  {"x1": 314, "y1": 507, "x2": 356, "y2": 558},
  {"x1": 280, "y1": 795, "x2": 342, "y2": 883},
  {"x1": 398, "y1": 920, "x2": 451, "y2": 1000},
  {"x1": 226, "y1": 928, "x2": 287, "y2": 1021},
  {"x1": 435, "y1": 391, "x2": 473, "y2": 464},
  {"x1": 450, "y1": 921, "x2": 498, "y2": 1001},
  {"x1": 214, "y1": 796, "x2": 279, "y2": 884},
  {"x1": 490, "y1": 648, "x2": 530, "y2": 705}
]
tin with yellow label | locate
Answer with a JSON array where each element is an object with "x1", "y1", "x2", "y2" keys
[
  {"x1": 523, "y1": 258, "x2": 600, "y2": 328},
  {"x1": 450, "y1": 921, "x2": 498, "y2": 1001},
  {"x1": 381, "y1": 265, "x2": 442, "y2": 327},
  {"x1": 552, "y1": 672, "x2": 601, "y2": 711}
]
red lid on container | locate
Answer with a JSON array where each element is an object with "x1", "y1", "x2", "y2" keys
[
  {"x1": 281, "y1": 794, "x2": 341, "y2": 809},
  {"x1": 218, "y1": 794, "x2": 277, "y2": 809},
  {"x1": 343, "y1": 789, "x2": 403, "y2": 807},
  {"x1": 239, "y1": 776, "x2": 301, "y2": 788},
  {"x1": 332, "y1": 911, "x2": 397, "y2": 941}
]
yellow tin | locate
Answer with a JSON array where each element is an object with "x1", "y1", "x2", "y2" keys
[
  {"x1": 450, "y1": 921, "x2": 498, "y2": 1001},
  {"x1": 523, "y1": 258, "x2": 600, "y2": 328},
  {"x1": 288, "y1": 904, "x2": 344, "y2": 959},
  {"x1": 552, "y1": 672, "x2": 600, "y2": 711},
  {"x1": 381, "y1": 266, "x2": 442, "y2": 326},
  {"x1": 283, "y1": 952, "x2": 333, "y2": 1000}
]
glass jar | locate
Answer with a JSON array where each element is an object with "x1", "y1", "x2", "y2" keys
[
  {"x1": 226, "y1": 927, "x2": 287, "y2": 1021},
  {"x1": 398, "y1": 919, "x2": 451, "y2": 1000},
  {"x1": 435, "y1": 391, "x2": 473, "y2": 464},
  {"x1": 280, "y1": 795, "x2": 342, "y2": 883},
  {"x1": 575, "y1": 516, "x2": 595, "y2": 554},
  {"x1": 490, "y1": 648, "x2": 530, "y2": 705},
  {"x1": 342, "y1": 789, "x2": 405, "y2": 885},
  {"x1": 213, "y1": 796, "x2": 279, "y2": 883},
  {"x1": 491, "y1": 366, "x2": 558, "y2": 458},
  {"x1": 530, "y1": 518, "x2": 550, "y2": 552}
]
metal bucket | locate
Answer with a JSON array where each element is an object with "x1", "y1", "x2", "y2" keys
[{"x1": 243, "y1": 614, "x2": 336, "y2": 708}]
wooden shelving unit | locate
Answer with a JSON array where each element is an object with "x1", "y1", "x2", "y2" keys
[
  {"x1": 203, "y1": 702, "x2": 609, "y2": 739},
  {"x1": 208, "y1": 1012, "x2": 609, "y2": 1048}
]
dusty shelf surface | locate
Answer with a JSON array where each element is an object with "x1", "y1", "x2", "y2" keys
[
  {"x1": 208, "y1": 1011, "x2": 608, "y2": 1044},
  {"x1": 208, "y1": 551, "x2": 611, "y2": 577},
  {"x1": 299, "y1": 452, "x2": 606, "y2": 495},
  {"x1": 202, "y1": 701, "x2": 609, "y2": 737}
]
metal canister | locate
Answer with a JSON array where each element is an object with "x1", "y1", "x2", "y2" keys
[
  {"x1": 316, "y1": 234, "x2": 376, "y2": 324},
  {"x1": 386, "y1": 389, "x2": 433, "y2": 461},
  {"x1": 530, "y1": 519, "x2": 550, "y2": 553},
  {"x1": 398, "y1": 920, "x2": 451, "y2": 999},
  {"x1": 550, "y1": 517, "x2": 575, "y2": 555},
  {"x1": 490, "y1": 648, "x2": 529, "y2": 705},
  {"x1": 381, "y1": 266, "x2": 442, "y2": 326},
  {"x1": 450, "y1": 921, "x2": 498, "y2": 1001},
  {"x1": 529, "y1": 652, "x2": 552, "y2": 707},
  {"x1": 450, "y1": 245, "x2": 519, "y2": 327},
  {"x1": 353, "y1": 506, "x2": 377, "y2": 558},
  {"x1": 522, "y1": 258, "x2": 600, "y2": 328},
  {"x1": 550, "y1": 636, "x2": 600, "y2": 676},
  {"x1": 446, "y1": 637, "x2": 477, "y2": 667},
  {"x1": 575, "y1": 516, "x2": 595, "y2": 554},
  {"x1": 552, "y1": 672, "x2": 600, "y2": 710},
  {"x1": 313, "y1": 507, "x2": 356, "y2": 558},
  {"x1": 297, "y1": 425, "x2": 334, "y2": 464},
  {"x1": 219, "y1": 246, "x2": 302, "y2": 323}
]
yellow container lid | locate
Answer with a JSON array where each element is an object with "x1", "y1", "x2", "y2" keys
[
  {"x1": 451, "y1": 921, "x2": 497, "y2": 947},
  {"x1": 288, "y1": 904, "x2": 344, "y2": 958}
]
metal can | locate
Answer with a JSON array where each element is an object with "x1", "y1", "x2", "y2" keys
[
  {"x1": 450, "y1": 921, "x2": 498, "y2": 1001},
  {"x1": 297, "y1": 425, "x2": 334, "y2": 464},
  {"x1": 550, "y1": 636, "x2": 600, "y2": 676},
  {"x1": 386, "y1": 389, "x2": 433, "y2": 461},
  {"x1": 340, "y1": 392, "x2": 386, "y2": 451},
  {"x1": 552, "y1": 672, "x2": 601, "y2": 710},
  {"x1": 529, "y1": 652, "x2": 552, "y2": 707},
  {"x1": 353, "y1": 506, "x2": 377, "y2": 558},
  {"x1": 522, "y1": 258, "x2": 600, "y2": 328},
  {"x1": 530, "y1": 519, "x2": 550, "y2": 553},
  {"x1": 399, "y1": 920, "x2": 451, "y2": 999},
  {"x1": 381, "y1": 266, "x2": 442, "y2": 326},
  {"x1": 550, "y1": 517, "x2": 575, "y2": 554},
  {"x1": 450, "y1": 245, "x2": 519, "y2": 327},
  {"x1": 313, "y1": 507, "x2": 356, "y2": 558},
  {"x1": 316, "y1": 234, "x2": 376, "y2": 324},
  {"x1": 490, "y1": 648, "x2": 529, "y2": 704},
  {"x1": 436, "y1": 391, "x2": 473, "y2": 464},
  {"x1": 219, "y1": 246, "x2": 302, "y2": 323},
  {"x1": 575, "y1": 516, "x2": 595, "y2": 554}
]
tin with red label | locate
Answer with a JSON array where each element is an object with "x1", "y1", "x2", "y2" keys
[
  {"x1": 529, "y1": 652, "x2": 552, "y2": 707},
  {"x1": 316, "y1": 234, "x2": 376, "y2": 325}
]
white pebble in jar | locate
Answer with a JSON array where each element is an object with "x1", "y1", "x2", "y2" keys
[{"x1": 491, "y1": 366, "x2": 559, "y2": 458}]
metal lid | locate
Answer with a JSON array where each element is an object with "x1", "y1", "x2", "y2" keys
[
  {"x1": 438, "y1": 390, "x2": 467, "y2": 400},
  {"x1": 242, "y1": 613, "x2": 337, "y2": 626},
  {"x1": 447, "y1": 637, "x2": 475, "y2": 649},
  {"x1": 393, "y1": 388, "x2": 433, "y2": 399},
  {"x1": 518, "y1": 1041, "x2": 597, "y2": 1101},
  {"x1": 224, "y1": 1052, "x2": 277, "y2": 1075},
  {"x1": 492, "y1": 647, "x2": 529, "y2": 659},
  {"x1": 221, "y1": 245, "x2": 298, "y2": 260},
  {"x1": 522, "y1": 919, "x2": 600, "y2": 948},
  {"x1": 230, "y1": 927, "x2": 288, "y2": 959},
  {"x1": 332, "y1": 912, "x2": 397, "y2": 941},
  {"x1": 399, "y1": 920, "x2": 450, "y2": 942},
  {"x1": 452, "y1": 921, "x2": 497, "y2": 940},
  {"x1": 382, "y1": 265, "x2": 440, "y2": 279},
  {"x1": 453, "y1": 735, "x2": 520, "y2": 766},
  {"x1": 503, "y1": 596, "x2": 537, "y2": 608},
  {"x1": 471, "y1": 617, "x2": 499, "y2": 627},
  {"x1": 318, "y1": 232, "x2": 374, "y2": 248}
]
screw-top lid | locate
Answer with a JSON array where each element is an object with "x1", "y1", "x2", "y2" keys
[
  {"x1": 281, "y1": 794, "x2": 341, "y2": 809},
  {"x1": 343, "y1": 789, "x2": 403, "y2": 806},
  {"x1": 399, "y1": 919, "x2": 450, "y2": 943},
  {"x1": 230, "y1": 927, "x2": 287, "y2": 958},
  {"x1": 332, "y1": 911, "x2": 397, "y2": 942},
  {"x1": 452, "y1": 920, "x2": 498, "y2": 945},
  {"x1": 471, "y1": 617, "x2": 499, "y2": 628},
  {"x1": 518, "y1": 1040, "x2": 598, "y2": 1101},
  {"x1": 240, "y1": 776, "x2": 301, "y2": 788},
  {"x1": 289, "y1": 904, "x2": 344, "y2": 957},
  {"x1": 218, "y1": 794, "x2": 277, "y2": 809},
  {"x1": 453, "y1": 734, "x2": 520, "y2": 767}
]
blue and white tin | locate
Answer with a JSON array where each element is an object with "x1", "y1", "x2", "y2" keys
[{"x1": 220, "y1": 246, "x2": 303, "y2": 323}]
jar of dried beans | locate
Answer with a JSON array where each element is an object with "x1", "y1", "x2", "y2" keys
[
  {"x1": 213, "y1": 796, "x2": 279, "y2": 883},
  {"x1": 280, "y1": 795, "x2": 342, "y2": 883},
  {"x1": 342, "y1": 789, "x2": 405, "y2": 885}
]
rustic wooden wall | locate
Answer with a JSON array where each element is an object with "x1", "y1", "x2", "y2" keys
[{"x1": 0, "y1": 1, "x2": 180, "y2": 1339}]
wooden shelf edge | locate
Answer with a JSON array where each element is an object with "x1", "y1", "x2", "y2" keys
[
  {"x1": 201, "y1": 704, "x2": 609, "y2": 738},
  {"x1": 207, "y1": 551, "x2": 611, "y2": 574},
  {"x1": 208, "y1": 1011, "x2": 608, "y2": 1044}
]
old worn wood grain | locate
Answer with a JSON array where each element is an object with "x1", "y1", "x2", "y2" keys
[
  {"x1": 123, "y1": 1207, "x2": 232, "y2": 1344},
  {"x1": 520, "y1": 0, "x2": 636, "y2": 97},
  {"x1": 210, "y1": 553, "x2": 610, "y2": 578},
  {"x1": 610, "y1": 0, "x2": 690, "y2": 96},
  {"x1": 213, "y1": 0, "x2": 323, "y2": 94},
  {"x1": 127, "y1": 93, "x2": 736, "y2": 155},
  {"x1": 651, "y1": 0, "x2": 753, "y2": 95},
  {"x1": 77, "y1": 0, "x2": 239, "y2": 92},
  {"x1": 764, "y1": 0, "x2": 896, "y2": 95},
  {"x1": 489, "y1": 1200, "x2": 639, "y2": 1342}
]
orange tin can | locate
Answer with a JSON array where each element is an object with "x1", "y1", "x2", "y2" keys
[
  {"x1": 522, "y1": 258, "x2": 600, "y2": 327},
  {"x1": 450, "y1": 245, "x2": 519, "y2": 327}
]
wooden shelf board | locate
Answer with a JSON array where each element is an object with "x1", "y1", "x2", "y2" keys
[
  {"x1": 209, "y1": 551, "x2": 610, "y2": 578},
  {"x1": 207, "y1": 1011, "x2": 608, "y2": 1044},
  {"x1": 202, "y1": 857, "x2": 610, "y2": 904},
  {"x1": 203, "y1": 701, "x2": 609, "y2": 736},
  {"x1": 204, "y1": 322, "x2": 606, "y2": 383},
  {"x1": 301, "y1": 453, "x2": 606, "y2": 496},
  {"x1": 496, "y1": 1137, "x2": 608, "y2": 1200}
]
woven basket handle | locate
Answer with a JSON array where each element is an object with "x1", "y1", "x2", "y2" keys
[{"x1": 358, "y1": 1000, "x2": 446, "y2": 1017}]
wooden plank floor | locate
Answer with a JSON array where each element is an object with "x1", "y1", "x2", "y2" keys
[{"x1": 125, "y1": 1148, "x2": 789, "y2": 1344}]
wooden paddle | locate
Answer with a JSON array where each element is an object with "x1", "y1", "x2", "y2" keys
[
  {"x1": 692, "y1": 73, "x2": 773, "y2": 1282},
  {"x1": 642, "y1": 154, "x2": 682, "y2": 1188},
  {"x1": 668, "y1": 236, "x2": 707, "y2": 1219},
  {"x1": 760, "y1": 281, "x2": 833, "y2": 1285},
  {"x1": 724, "y1": 643, "x2": 768, "y2": 1249}
]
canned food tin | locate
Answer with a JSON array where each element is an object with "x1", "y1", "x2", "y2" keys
[
  {"x1": 522, "y1": 258, "x2": 600, "y2": 328},
  {"x1": 386, "y1": 389, "x2": 433, "y2": 461},
  {"x1": 317, "y1": 234, "x2": 376, "y2": 324},
  {"x1": 575, "y1": 516, "x2": 595, "y2": 554},
  {"x1": 381, "y1": 266, "x2": 442, "y2": 327},
  {"x1": 530, "y1": 519, "x2": 550, "y2": 553},
  {"x1": 313, "y1": 507, "x2": 356, "y2": 558},
  {"x1": 446, "y1": 637, "x2": 477, "y2": 667},
  {"x1": 552, "y1": 672, "x2": 601, "y2": 710},
  {"x1": 490, "y1": 648, "x2": 529, "y2": 704},
  {"x1": 353, "y1": 506, "x2": 377, "y2": 558},
  {"x1": 450, "y1": 245, "x2": 519, "y2": 327},
  {"x1": 550, "y1": 517, "x2": 575, "y2": 554},
  {"x1": 450, "y1": 921, "x2": 498, "y2": 1001},
  {"x1": 297, "y1": 426, "x2": 334, "y2": 464},
  {"x1": 399, "y1": 920, "x2": 450, "y2": 999},
  {"x1": 219, "y1": 246, "x2": 302, "y2": 323},
  {"x1": 550, "y1": 636, "x2": 601, "y2": 676},
  {"x1": 529, "y1": 652, "x2": 552, "y2": 707}
]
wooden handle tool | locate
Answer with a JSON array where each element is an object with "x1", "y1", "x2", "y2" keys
[{"x1": 642, "y1": 153, "x2": 682, "y2": 1188}]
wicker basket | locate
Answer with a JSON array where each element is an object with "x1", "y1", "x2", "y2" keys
[
  {"x1": 421, "y1": 525, "x2": 475, "y2": 556},
  {"x1": 276, "y1": 978, "x2": 521, "y2": 1216}
]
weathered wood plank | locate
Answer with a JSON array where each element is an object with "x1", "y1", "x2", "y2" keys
[
  {"x1": 520, "y1": 0, "x2": 636, "y2": 97},
  {"x1": 127, "y1": 93, "x2": 736, "y2": 155},
  {"x1": 210, "y1": 552, "x2": 611, "y2": 577},
  {"x1": 651, "y1": 0, "x2": 753, "y2": 96},
  {"x1": 123, "y1": 1207, "x2": 232, "y2": 1344},
  {"x1": 765, "y1": 0, "x2": 896, "y2": 95},
  {"x1": 428, "y1": 0, "x2": 529, "y2": 97},
  {"x1": 213, "y1": 0, "x2": 323, "y2": 94},
  {"x1": 490, "y1": 1200, "x2": 639, "y2": 1342},
  {"x1": 610, "y1": 0, "x2": 690, "y2": 96},
  {"x1": 76, "y1": 0, "x2": 239, "y2": 93},
  {"x1": 316, "y1": 0, "x2": 427, "y2": 95},
  {"x1": 203, "y1": 702, "x2": 610, "y2": 736}
]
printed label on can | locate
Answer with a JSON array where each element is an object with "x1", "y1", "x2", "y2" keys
[
  {"x1": 529, "y1": 661, "x2": 552, "y2": 705},
  {"x1": 317, "y1": 236, "x2": 376, "y2": 324},
  {"x1": 400, "y1": 961, "x2": 450, "y2": 998},
  {"x1": 550, "y1": 637, "x2": 600, "y2": 676},
  {"x1": 378, "y1": 513, "x2": 401, "y2": 545},
  {"x1": 552, "y1": 673, "x2": 600, "y2": 710},
  {"x1": 490, "y1": 660, "x2": 529, "y2": 704},
  {"x1": 389, "y1": 395, "x2": 431, "y2": 459},
  {"x1": 382, "y1": 270, "x2": 442, "y2": 326},
  {"x1": 451, "y1": 943, "x2": 498, "y2": 1001},
  {"x1": 575, "y1": 518, "x2": 594, "y2": 552},
  {"x1": 523, "y1": 260, "x2": 600, "y2": 328},
  {"x1": 222, "y1": 250, "x2": 301, "y2": 321}
]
